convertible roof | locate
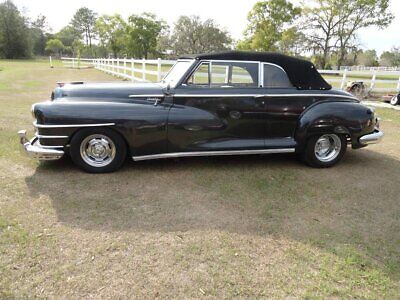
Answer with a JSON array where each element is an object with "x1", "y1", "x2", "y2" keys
[{"x1": 179, "y1": 51, "x2": 331, "y2": 90}]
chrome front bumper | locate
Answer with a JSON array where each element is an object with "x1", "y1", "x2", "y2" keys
[
  {"x1": 18, "y1": 130, "x2": 64, "y2": 160},
  {"x1": 359, "y1": 129, "x2": 384, "y2": 145}
]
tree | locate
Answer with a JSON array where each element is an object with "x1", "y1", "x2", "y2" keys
[
  {"x1": 304, "y1": 0, "x2": 393, "y2": 69},
  {"x1": 278, "y1": 27, "x2": 306, "y2": 55},
  {"x1": 95, "y1": 14, "x2": 126, "y2": 57},
  {"x1": 71, "y1": 39, "x2": 84, "y2": 57},
  {"x1": 239, "y1": 0, "x2": 301, "y2": 52},
  {"x1": 303, "y1": 0, "x2": 342, "y2": 68},
  {"x1": 170, "y1": 15, "x2": 232, "y2": 56},
  {"x1": 55, "y1": 25, "x2": 81, "y2": 47},
  {"x1": 125, "y1": 13, "x2": 165, "y2": 58},
  {"x1": 335, "y1": 0, "x2": 393, "y2": 68},
  {"x1": 357, "y1": 49, "x2": 378, "y2": 66},
  {"x1": 70, "y1": 7, "x2": 97, "y2": 47},
  {"x1": 30, "y1": 15, "x2": 49, "y2": 56},
  {"x1": 45, "y1": 38, "x2": 64, "y2": 57},
  {"x1": 0, "y1": 0, "x2": 32, "y2": 58},
  {"x1": 380, "y1": 48, "x2": 400, "y2": 67}
]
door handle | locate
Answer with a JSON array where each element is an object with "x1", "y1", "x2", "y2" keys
[{"x1": 254, "y1": 95, "x2": 265, "y2": 99}]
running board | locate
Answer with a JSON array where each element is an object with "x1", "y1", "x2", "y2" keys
[{"x1": 132, "y1": 148, "x2": 295, "y2": 161}]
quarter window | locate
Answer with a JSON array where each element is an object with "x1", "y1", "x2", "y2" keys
[{"x1": 263, "y1": 64, "x2": 293, "y2": 88}]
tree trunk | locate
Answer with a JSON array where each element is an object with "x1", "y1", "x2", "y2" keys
[
  {"x1": 88, "y1": 29, "x2": 92, "y2": 48},
  {"x1": 337, "y1": 47, "x2": 346, "y2": 69}
]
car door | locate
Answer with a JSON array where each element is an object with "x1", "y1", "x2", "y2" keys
[
  {"x1": 167, "y1": 60, "x2": 269, "y2": 153},
  {"x1": 259, "y1": 63, "x2": 315, "y2": 147}
]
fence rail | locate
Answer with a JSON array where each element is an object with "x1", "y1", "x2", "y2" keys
[
  {"x1": 61, "y1": 57, "x2": 175, "y2": 82},
  {"x1": 60, "y1": 57, "x2": 400, "y2": 93}
]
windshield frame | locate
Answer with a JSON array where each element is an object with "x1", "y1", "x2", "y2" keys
[{"x1": 161, "y1": 59, "x2": 196, "y2": 88}]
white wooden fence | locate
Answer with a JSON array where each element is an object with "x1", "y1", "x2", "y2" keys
[
  {"x1": 319, "y1": 69, "x2": 400, "y2": 92},
  {"x1": 61, "y1": 57, "x2": 175, "y2": 82},
  {"x1": 60, "y1": 57, "x2": 400, "y2": 93}
]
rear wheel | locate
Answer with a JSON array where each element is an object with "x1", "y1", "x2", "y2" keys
[
  {"x1": 390, "y1": 94, "x2": 399, "y2": 106},
  {"x1": 70, "y1": 128, "x2": 127, "y2": 173},
  {"x1": 302, "y1": 133, "x2": 346, "y2": 168}
]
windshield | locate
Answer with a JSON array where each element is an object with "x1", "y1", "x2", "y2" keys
[{"x1": 162, "y1": 60, "x2": 194, "y2": 87}]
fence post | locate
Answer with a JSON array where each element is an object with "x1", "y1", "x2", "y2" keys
[
  {"x1": 117, "y1": 58, "x2": 120, "y2": 77},
  {"x1": 49, "y1": 56, "x2": 53, "y2": 68},
  {"x1": 142, "y1": 58, "x2": 146, "y2": 81},
  {"x1": 72, "y1": 58, "x2": 75, "y2": 69},
  {"x1": 370, "y1": 71, "x2": 377, "y2": 91},
  {"x1": 124, "y1": 58, "x2": 127, "y2": 77},
  {"x1": 131, "y1": 58, "x2": 135, "y2": 82},
  {"x1": 340, "y1": 69, "x2": 347, "y2": 90},
  {"x1": 112, "y1": 59, "x2": 115, "y2": 75},
  {"x1": 397, "y1": 75, "x2": 400, "y2": 92},
  {"x1": 157, "y1": 58, "x2": 162, "y2": 82}
]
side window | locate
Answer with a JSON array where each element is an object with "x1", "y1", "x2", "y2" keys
[
  {"x1": 263, "y1": 64, "x2": 293, "y2": 88},
  {"x1": 211, "y1": 62, "x2": 259, "y2": 87},
  {"x1": 187, "y1": 62, "x2": 209, "y2": 86}
]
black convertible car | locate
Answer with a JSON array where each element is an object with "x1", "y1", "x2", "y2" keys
[{"x1": 18, "y1": 51, "x2": 383, "y2": 173}]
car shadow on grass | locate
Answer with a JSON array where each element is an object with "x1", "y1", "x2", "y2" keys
[{"x1": 24, "y1": 149, "x2": 400, "y2": 280}]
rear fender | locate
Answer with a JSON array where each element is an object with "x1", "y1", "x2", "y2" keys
[{"x1": 295, "y1": 100, "x2": 375, "y2": 150}]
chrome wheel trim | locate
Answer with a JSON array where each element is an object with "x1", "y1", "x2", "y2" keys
[
  {"x1": 314, "y1": 134, "x2": 342, "y2": 163},
  {"x1": 390, "y1": 95, "x2": 399, "y2": 105},
  {"x1": 80, "y1": 134, "x2": 116, "y2": 167}
]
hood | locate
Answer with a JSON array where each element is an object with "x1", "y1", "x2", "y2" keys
[{"x1": 53, "y1": 82, "x2": 164, "y2": 101}]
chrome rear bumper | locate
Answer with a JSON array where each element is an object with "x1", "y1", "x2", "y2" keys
[
  {"x1": 359, "y1": 129, "x2": 384, "y2": 145},
  {"x1": 18, "y1": 130, "x2": 64, "y2": 160}
]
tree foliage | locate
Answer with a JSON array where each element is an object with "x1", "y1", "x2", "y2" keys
[
  {"x1": 55, "y1": 26, "x2": 81, "y2": 48},
  {"x1": 30, "y1": 15, "x2": 50, "y2": 56},
  {"x1": 335, "y1": 0, "x2": 393, "y2": 68},
  {"x1": 304, "y1": 0, "x2": 393, "y2": 68},
  {"x1": 45, "y1": 38, "x2": 64, "y2": 56},
  {"x1": 125, "y1": 13, "x2": 165, "y2": 58},
  {"x1": 380, "y1": 48, "x2": 400, "y2": 67},
  {"x1": 70, "y1": 7, "x2": 97, "y2": 47},
  {"x1": 0, "y1": 0, "x2": 32, "y2": 58},
  {"x1": 95, "y1": 14, "x2": 126, "y2": 57},
  {"x1": 170, "y1": 15, "x2": 232, "y2": 56},
  {"x1": 239, "y1": 0, "x2": 301, "y2": 52},
  {"x1": 357, "y1": 49, "x2": 378, "y2": 66}
]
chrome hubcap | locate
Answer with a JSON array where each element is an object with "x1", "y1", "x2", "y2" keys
[
  {"x1": 314, "y1": 134, "x2": 341, "y2": 162},
  {"x1": 80, "y1": 134, "x2": 116, "y2": 167}
]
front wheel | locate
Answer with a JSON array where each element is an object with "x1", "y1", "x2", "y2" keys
[
  {"x1": 70, "y1": 128, "x2": 127, "y2": 173},
  {"x1": 302, "y1": 133, "x2": 347, "y2": 168}
]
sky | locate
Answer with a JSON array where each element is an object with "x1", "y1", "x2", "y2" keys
[{"x1": 13, "y1": 0, "x2": 400, "y2": 55}]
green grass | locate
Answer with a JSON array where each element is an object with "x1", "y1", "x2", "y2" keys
[{"x1": 0, "y1": 59, "x2": 400, "y2": 298}]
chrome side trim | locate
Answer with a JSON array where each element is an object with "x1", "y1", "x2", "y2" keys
[
  {"x1": 359, "y1": 129, "x2": 384, "y2": 145},
  {"x1": 33, "y1": 121, "x2": 115, "y2": 128},
  {"x1": 129, "y1": 94, "x2": 165, "y2": 98},
  {"x1": 38, "y1": 144, "x2": 65, "y2": 149},
  {"x1": 173, "y1": 93, "x2": 357, "y2": 100},
  {"x1": 174, "y1": 94, "x2": 264, "y2": 98},
  {"x1": 35, "y1": 134, "x2": 69, "y2": 139},
  {"x1": 132, "y1": 148, "x2": 295, "y2": 161}
]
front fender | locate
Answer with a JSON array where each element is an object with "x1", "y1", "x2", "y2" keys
[
  {"x1": 32, "y1": 99, "x2": 171, "y2": 156},
  {"x1": 295, "y1": 100, "x2": 376, "y2": 150}
]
